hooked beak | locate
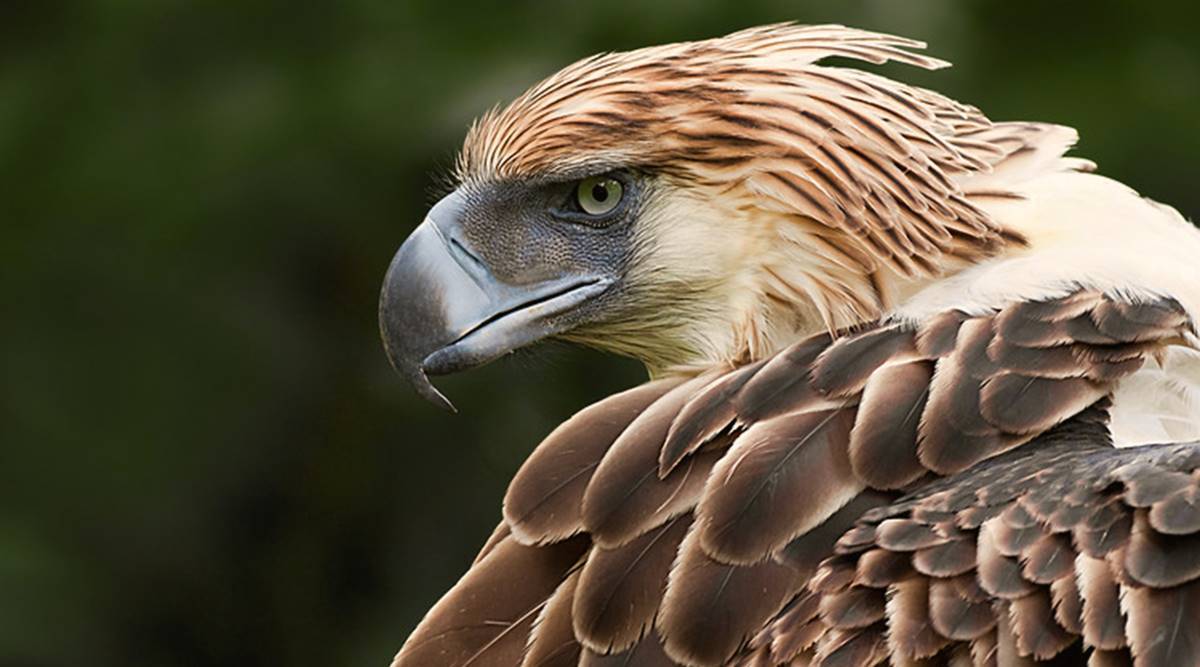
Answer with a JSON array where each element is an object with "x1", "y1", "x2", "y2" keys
[{"x1": 379, "y1": 191, "x2": 611, "y2": 411}]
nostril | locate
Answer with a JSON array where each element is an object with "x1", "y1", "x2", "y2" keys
[{"x1": 449, "y1": 236, "x2": 487, "y2": 270}]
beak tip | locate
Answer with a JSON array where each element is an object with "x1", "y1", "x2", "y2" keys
[{"x1": 408, "y1": 366, "x2": 458, "y2": 413}]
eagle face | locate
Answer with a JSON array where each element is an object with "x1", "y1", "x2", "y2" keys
[
  {"x1": 379, "y1": 172, "x2": 629, "y2": 410},
  {"x1": 379, "y1": 23, "x2": 1026, "y2": 409},
  {"x1": 380, "y1": 159, "x2": 754, "y2": 410},
  {"x1": 380, "y1": 124, "x2": 767, "y2": 408}
]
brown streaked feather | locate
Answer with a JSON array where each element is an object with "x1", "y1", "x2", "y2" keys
[
  {"x1": 928, "y1": 576, "x2": 996, "y2": 641},
  {"x1": 1122, "y1": 511, "x2": 1200, "y2": 588},
  {"x1": 780, "y1": 490, "x2": 896, "y2": 576},
  {"x1": 392, "y1": 536, "x2": 588, "y2": 667},
  {"x1": 579, "y1": 634, "x2": 679, "y2": 667},
  {"x1": 810, "y1": 325, "x2": 919, "y2": 397},
  {"x1": 661, "y1": 361, "x2": 764, "y2": 475},
  {"x1": 887, "y1": 577, "x2": 949, "y2": 659},
  {"x1": 1007, "y1": 589, "x2": 1075, "y2": 660},
  {"x1": 1076, "y1": 555, "x2": 1127, "y2": 651},
  {"x1": 1123, "y1": 579, "x2": 1200, "y2": 667},
  {"x1": 523, "y1": 570, "x2": 583, "y2": 667},
  {"x1": 730, "y1": 334, "x2": 835, "y2": 424},
  {"x1": 696, "y1": 408, "x2": 862, "y2": 564},
  {"x1": 848, "y1": 360, "x2": 933, "y2": 489},
  {"x1": 506, "y1": 379, "x2": 683, "y2": 544},
  {"x1": 573, "y1": 515, "x2": 691, "y2": 653},
  {"x1": 582, "y1": 374, "x2": 717, "y2": 547},
  {"x1": 659, "y1": 524, "x2": 800, "y2": 666}
]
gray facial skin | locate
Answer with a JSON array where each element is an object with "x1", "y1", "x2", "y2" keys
[{"x1": 378, "y1": 173, "x2": 640, "y2": 410}]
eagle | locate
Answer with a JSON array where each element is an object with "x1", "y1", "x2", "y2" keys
[{"x1": 378, "y1": 24, "x2": 1200, "y2": 667}]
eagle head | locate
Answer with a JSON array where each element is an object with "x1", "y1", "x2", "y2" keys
[{"x1": 379, "y1": 24, "x2": 1017, "y2": 409}]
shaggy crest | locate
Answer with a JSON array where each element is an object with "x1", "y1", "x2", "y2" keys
[{"x1": 456, "y1": 23, "x2": 1024, "y2": 285}]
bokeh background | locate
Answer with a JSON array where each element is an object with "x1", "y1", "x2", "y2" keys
[{"x1": 4, "y1": 1, "x2": 1200, "y2": 665}]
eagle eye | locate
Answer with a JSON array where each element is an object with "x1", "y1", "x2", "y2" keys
[{"x1": 575, "y1": 176, "x2": 624, "y2": 216}]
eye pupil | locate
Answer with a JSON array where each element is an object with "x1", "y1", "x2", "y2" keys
[{"x1": 575, "y1": 176, "x2": 624, "y2": 217}]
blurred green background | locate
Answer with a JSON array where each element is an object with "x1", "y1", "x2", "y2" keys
[{"x1": 3, "y1": 1, "x2": 1199, "y2": 665}]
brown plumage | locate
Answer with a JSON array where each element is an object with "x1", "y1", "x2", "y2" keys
[
  {"x1": 390, "y1": 22, "x2": 1200, "y2": 667},
  {"x1": 394, "y1": 289, "x2": 1200, "y2": 667}
]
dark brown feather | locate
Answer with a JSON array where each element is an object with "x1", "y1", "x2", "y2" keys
[
  {"x1": 811, "y1": 325, "x2": 919, "y2": 397},
  {"x1": 848, "y1": 360, "x2": 933, "y2": 489},
  {"x1": 977, "y1": 521, "x2": 1038, "y2": 599},
  {"x1": 1118, "y1": 466, "x2": 1193, "y2": 507},
  {"x1": 660, "y1": 361, "x2": 763, "y2": 475},
  {"x1": 1148, "y1": 486, "x2": 1200, "y2": 535},
  {"x1": 779, "y1": 490, "x2": 895, "y2": 576},
  {"x1": 579, "y1": 634, "x2": 679, "y2": 667},
  {"x1": 928, "y1": 576, "x2": 996, "y2": 641},
  {"x1": 1007, "y1": 589, "x2": 1075, "y2": 659},
  {"x1": 1048, "y1": 574, "x2": 1082, "y2": 637},
  {"x1": 1122, "y1": 511, "x2": 1200, "y2": 588},
  {"x1": 524, "y1": 570, "x2": 583, "y2": 667},
  {"x1": 875, "y1": 518, "x2": 949, "y2": 551},
  {"x1": 697, "y1": 408, "x2": 862, "y2": 564},
  {"x1": 978, "y1": 373, "x2": 1105, "y2": 435},
  {"x1": 573, "y1": 515, "x2": 691, "y2": 653},
  {"x1": 913, "y1": 309, "x2": 968, "y2": 358},
  {"x1": 659, "y1": 527, "x2": 800, "y2": 666},
  {"x1": 984, "y1": 341, "x2": 1085, "y2": 380},
  {"x1": 732, "y1": 334, "x2": 833, "y2": 423},
  {"x1": 912, "y1": 538, "x2": 976, "y2": 577},
  {"x1": 819, "y1": 587, "x2": 886, "y2": 629},
  {"x1": 506, "y1": 379, "x2": 681, "y2": 544},
  {"x1": 969, "y1": 631, "x2": 998, "y2": 667},
  {"x1": 1018, "y1": 532, "x2": 1074, "y2": 585},
  {"x1": 475, "y1": 520, "x2": 512, "y2": 565},
  {"x1": 1090, "y1": 297, "x2": 1189, "y2": 341},
  {"x1": 393, "y1": 536, "x2": 588, "y2": 667},
  {"x1": 1073, "y1": 512, "x2": 1131, "y2": 559},
  {"x1": 887, "y1": 577, "x2": 949, "y2": 659},
  {"x1": 1123, "y1": 578, "x2": 1200, "y2": 667},
  {"x1": 815, "y1": 626, "x2": 888, "y2": 667},
  {"x1": 854, "y1": 548, "x2": 914, "y2": 587},
  {"x1": 1087, "y1": 649, "x2": 1133, "y2": 667},
  {"x1": 583, "y1": 375, "x2": 716, "y2": 547},
  {"x1": 1076, "y1": 555, "x2": 1127, "y2": 651},
  {"x1": 761, "y1": 590, "x2": 823, "y2": 663}
]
